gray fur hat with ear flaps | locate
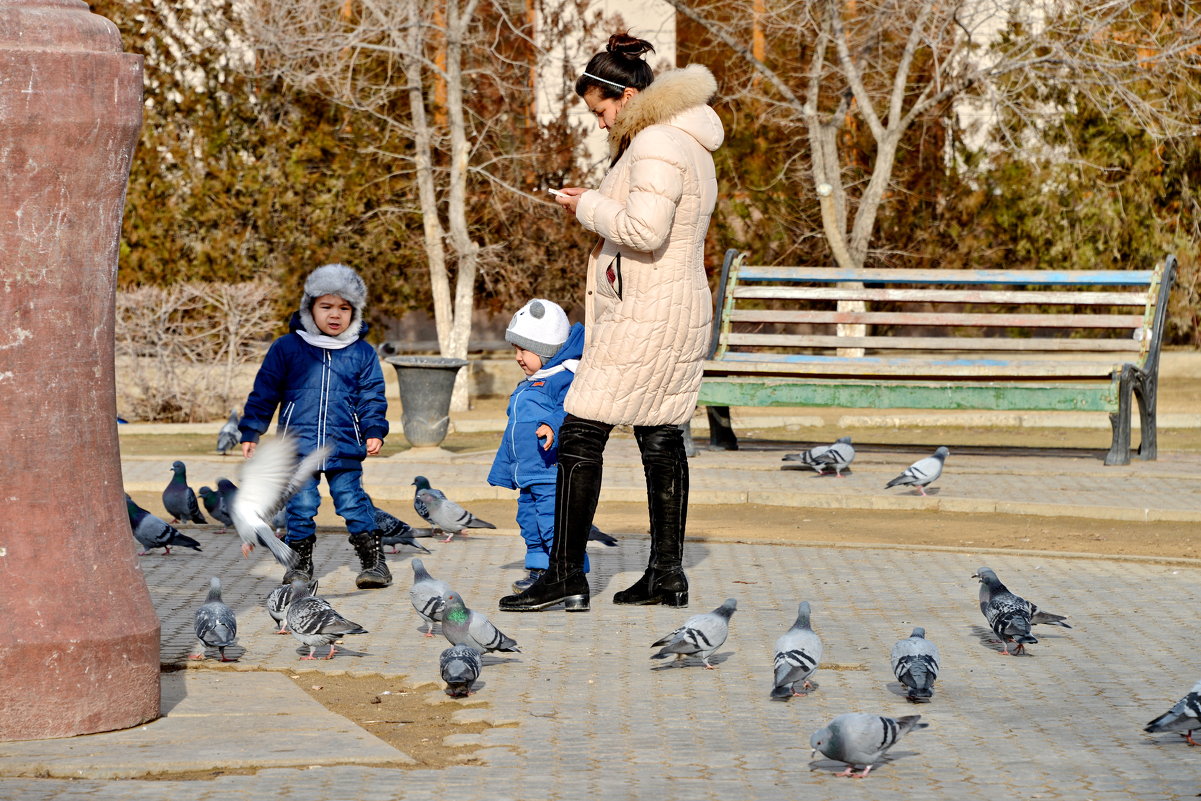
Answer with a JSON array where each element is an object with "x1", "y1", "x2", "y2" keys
[{"x1": 298, "y1": 263, "x2": 367, "y2": 341}]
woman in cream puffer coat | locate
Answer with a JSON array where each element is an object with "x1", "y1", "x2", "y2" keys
[{"x1": 499, "y1": 33, "x2": 723, "y2": 614}]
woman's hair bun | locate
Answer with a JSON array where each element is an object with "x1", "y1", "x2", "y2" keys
[{"x1": 607, "y1": 31, "x2": 655, "y2": 60}]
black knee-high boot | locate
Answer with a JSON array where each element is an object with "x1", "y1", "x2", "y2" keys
[
  {"x1": 498, "y1": 416, "x2": 610, "y2": 612},
  {"x1": 613, "y1": 424, "x2": 689, "y2": 607}
]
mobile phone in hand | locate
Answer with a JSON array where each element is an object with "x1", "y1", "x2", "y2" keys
[{"x1": 547, "y1": 188, "x2": 567, "y2": 197}]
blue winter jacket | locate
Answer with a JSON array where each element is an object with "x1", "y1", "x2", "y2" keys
[
  {"x1": 487, "y1": 323, "x2": 585, "y2": 490},
  {"x1": 239, "y1": 313, "x2": 389, "y2": 471}
]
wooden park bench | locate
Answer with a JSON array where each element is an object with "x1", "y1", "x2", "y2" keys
[{"x1": 697, "y1": 250, "x2": 1177, "y2": 465}]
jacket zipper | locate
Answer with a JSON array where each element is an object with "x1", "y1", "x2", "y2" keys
[
  {"x1": 319, "y1": 350, "x2": 331, "y2": 470},
  {"x1": 282, "y1": 401, "x2": 295, "y2": 434}
]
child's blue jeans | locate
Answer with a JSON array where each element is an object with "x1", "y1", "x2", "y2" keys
[
  {"x1": 517, "y1": 484, "x2": 588, "y2": 573},
  {"x1": 285, "y1": 468, "x2": 374, "y2": 543}
]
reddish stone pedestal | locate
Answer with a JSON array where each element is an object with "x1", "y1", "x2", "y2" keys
[{"x1": 0, "y1": 0, "x2": 160, "y2": 740}]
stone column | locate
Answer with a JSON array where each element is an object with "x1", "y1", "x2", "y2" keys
[{"x1": 0, "y1": 0, "x2": 160, "y2": 740}]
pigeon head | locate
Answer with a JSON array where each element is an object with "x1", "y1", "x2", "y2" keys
[
  {"x1": 412, "y1": 476, "x2": 432, "y2": 491},
  {"x1": 170, "y1": 460, "x2": 186, "y2": 473},
  {"x1": 199, "y1": 486, "x2": 215, "y2": 499},
  {"x1": 442, "y1": 592, "x2": 469, "y2": 624},
  {"x1": 216, "y1": 478, "x2": 237, "y2": 493},
  {"x1": 809, "y1": 724, "x2": 834, "y2": 758},
  {"x1": 714, "y1": 598, "x2": 738, "y2": 618},
  {"x1": 205, "y1": 576, "x2": 223, "y2": 603},
  {"x1": 289, "y1": 580, "x2": 315, "y2": 600},
  {"x1": 411, "y1": 558, "x2": 429, "y2": 578},
  {"x1": 910, "y1": 626, "x2": 926, "y2": 638},
  {"x1": 835, "y1": 436, "x2": 852, "y2": 444},
  {"x1": 794, "y1": 601, "x2": 812, "y2": 629},
  {"x1": 933, "y1": 446, "x2": 949, "y2": 460},
  {"x1": 972, "y1": 567, "x2": 1005, "y2": 590}
]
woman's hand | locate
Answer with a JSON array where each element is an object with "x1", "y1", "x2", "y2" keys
[
  {"x1": 536, "y1": 424, "x2": 555, "y2": 450},
  {"x1": 366, "y1": 438, "x2": 383, "y2": 456},
  {"x1": 554, "y1": 187, "x2": 586, "y2": 214}
]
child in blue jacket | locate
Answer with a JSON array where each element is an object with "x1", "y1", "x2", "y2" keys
[
  {"x1": 487, "y1": 299, "x2": 588, "y2": 593},
  {"x1": 239, "y1": 263, "x2": 392, "y2": 589}
]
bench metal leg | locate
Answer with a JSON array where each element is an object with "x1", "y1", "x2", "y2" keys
[
  {"x1": 706, "y1": 405, "x2": 738, "y2": 451},
  {"x1": 1134, "y1": 367, "x2": 1158, "y2": 461},
  {"x1": 1105, "y1": 365, "x2": 1136, "y2": 466}
]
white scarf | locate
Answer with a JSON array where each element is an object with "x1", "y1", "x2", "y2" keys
[
  {"x1": 529, "y1": 359, "x2": 579, "y2": 380},
  {"x1": 296, "y1": 330, "x2": 357, "y2": 350}
]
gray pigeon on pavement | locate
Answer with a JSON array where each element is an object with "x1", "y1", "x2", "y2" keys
[
  {"x1": 589, "y1": 526, "x2": 618, "y2": 547},
  {"x1": 441, "y1": 591, "x2": 521, "y2": 654},
  {"x1": 885, "y1": 447, "x2": 948, "y2": 495},
  {"x1": 266, "y1": 578, "x2": 319, "y2": 634},
  {"x1": 810, "y1": 713, "x2": 928, "y2": 778},
  {"x1": 217, "y1": 409, "x2": 240, "y2": 455},
  {"x1": 163, "y1": 461, "x2": 206, "y2": 524},
  {"x1": 231, "y1": 435, "x2": 329, "y2": 568},
  {"x1": 409, "y1": 558, "x2": 451, "y2": 637},
  {"x1": 412, "y1": 476, "x2": 496, "y2": 542},
  {"x1": 373, "y1": 505, "x2": 432, "y2": 554},
  {"x1": 198, "y1": 486, "x2": 234, "y2": 529},
  {"x1": 440, "y1": 645, "x2": 483, "y2": 698},
  {"x1": 191, "y1": 577, "x2": 237, "y2": 662},
  {"x1": 772, "y1": 601, "x2": 822, "y2": 699},
  {"x1": 815, "y1": 436, "x2": 855, "y2": 477},
  {"x1": 891, "y1": 627, "x2": 940, "y2": 702},
  {"x1": 126, "y1": 494, "x2": 202, "y2": 555},
  {"x1": 973, "y1": 566, "x2": 1070, "y2": 656},
  {"x1": 651, "y1": 598, "x2": 737, "y2": 669},
  {"x1": 782, "y1": 443, "x2": 833, "y2": 474},
  {"x1": 285, "y1": 580, "x2": 368, "y2": 660},
  {"x1": 1144, "y1": 679, "x2": 1201, "y2": 746}
]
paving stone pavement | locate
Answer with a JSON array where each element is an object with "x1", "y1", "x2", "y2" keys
[
  {"x1": 2, "y1": 530, "x2": 1199, "y2": 800},
  {"x1": 119, "y1": 434, "x2": 1201, "y2": 522}
]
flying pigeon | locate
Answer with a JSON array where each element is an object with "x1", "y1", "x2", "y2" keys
[
  {"x1": 198, "y1": 485, "x2": 234, "y2": 529},
  {"x1": 440, "y1": 591, "x2": 521, "y2": 654},
  {"x1": 162, "y1": 461, "x2": 206, "y2": 524},
  {"x1": 412, "y1": 476, "x2": 496, "y2": 542},
  {"x1": 373, "y1": 505, "x2": 431, "y2": 554},
  {"x1": 782, "y1": 443, "x2": 834, "y2": 474},
  {"x1": 772, "y1": 601, "x2": 822, "y2": 699},
  {"x1": 810, "y1": 713, "x2": 928, "y2": 778},
  {"x1": 885, "y1": 447, "x2": 948, "y2": 496},
  {"x1": 217, "y1": 409, "x2": 240, "y2": 455},
  {"x1": 230, "y1": 435, "x2": 329, "y2": 568},
  {"x1": 265, "y1": 578, "x2": 319, "y2": 634},
  {"x1": 651, "y1": 598, "x2": 737, "y2": 669},
  {"x1": 284, "y1": 579, "x2": 368, "y2": 660},
  {"x1": 589, "y1": 526, "x2": 618, "y2": 547},
  {"x1": 815, "y1": 436, "x2": 855, "y2": 477},
  {"x1": 409, "y1": 558, "x2": 451, "y2": 637},
  {"x1": 973, "y1": 566, "x2": 1070, "y2": 656},
  {"x1": 1144, "y1": 679, "x2": 1201, "y2": 746},
  {"x1": 891, "y1": 627, "x2": 940, "y2": 702},
  {"x1": 126, "y1": 494, "x2": 202, "y2": 555},
  {"x1": 440, "y1": 645, "x2": 483, "y2": 698},
  {"x1": 191, "y1": 576, "x2": 238, "y2": 662}
]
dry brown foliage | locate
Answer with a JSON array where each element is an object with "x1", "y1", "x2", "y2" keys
[{"x1": 115, "y1": 281, "x2": 278, "y2": 422}]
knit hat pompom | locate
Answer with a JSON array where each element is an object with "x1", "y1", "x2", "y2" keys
[
  {"x1": 505, "y1": 299, "x2": 570, "y2": 360},
  {"x1": 299, "y1": 263, "x2": 367, "y2": 341}
]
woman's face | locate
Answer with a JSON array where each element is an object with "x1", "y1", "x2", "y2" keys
[{"x1": 583, "y1": 86, "x2": 638, "y2": 131}]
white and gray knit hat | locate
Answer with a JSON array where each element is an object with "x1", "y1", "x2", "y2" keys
[
  {"x1": 298, "y1": 263, "x2": 367, "y2": 341},
  {"x1": 505, "y1": 299, "x2": 570, "y2": 360}
]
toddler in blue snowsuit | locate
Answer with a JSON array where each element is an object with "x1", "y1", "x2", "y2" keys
[
  {"x1": 487, "y1": 299, "x2": 588, "y2": 593},
  {"x1": 239, "y1": 263, "x2": 393, "y2": 590}
]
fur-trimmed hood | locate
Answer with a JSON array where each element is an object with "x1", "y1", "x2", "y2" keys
[
  {"x1": 608, "y1": 64, "x2": 722, "y2": 163},
  {"x1": 298, "y1": 263, "x2": 367, "y2": 341}
]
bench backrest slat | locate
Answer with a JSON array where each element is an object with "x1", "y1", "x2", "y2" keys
[
  {"x1": 737, "y1": 266, "x2": 1156, "y2": 286},
  {"x1": 731, "y1": 287, "x2": 1148, "y2": 306},
  {"x1": 724, "y1": 333, "x2": 1143, "y2": 353},
  {"x1": 728, "y1": 309, "x2": 1144, "y2": 329}
]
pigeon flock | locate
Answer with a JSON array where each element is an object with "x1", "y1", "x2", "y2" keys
[
  {"x1": 784, "y1": 437, "x2": 949, "y2": 496},
  {"x1": 130, "y1": 424, "x2": 1193, "y2": 781}
]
